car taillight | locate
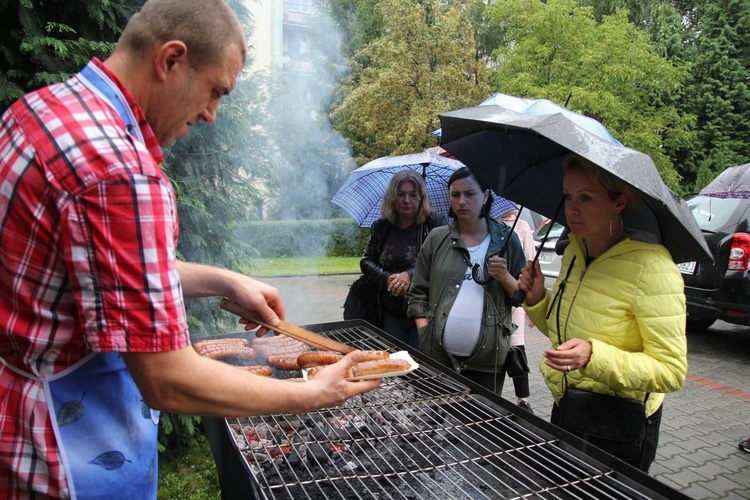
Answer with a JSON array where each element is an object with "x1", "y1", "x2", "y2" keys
[{"x1": 728, "y1": 233, "x2": 750, "y2": 271}]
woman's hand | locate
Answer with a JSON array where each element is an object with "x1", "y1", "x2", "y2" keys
[
  {"x1": 543, "y1": 338, "x2": 592, "y2": 373},
  {"x1": 488, "y1": 257, "x2": 517, "y2": 294},
  {"x1": 387, "y1": 271, "x2": 410, "y2": 298},
  {"x1": 518, "y1": 260, "x2": 545, "y2": 306}
]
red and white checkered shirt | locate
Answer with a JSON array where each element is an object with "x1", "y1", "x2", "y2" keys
[{"x1": 0, "y1": 59, "x2": 190, "y2": 497}]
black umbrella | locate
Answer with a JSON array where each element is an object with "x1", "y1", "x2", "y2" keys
[{"x1": 439, "y1": 105, "x2": 711, "y2": 265}]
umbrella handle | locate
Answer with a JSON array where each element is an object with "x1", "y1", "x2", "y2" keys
[
  {"x1": 511, "y1": 196, "x2": 566, "y2": 307},
  {"x1": 510, "y1": 289, "x2": 526, "y2": 307}
]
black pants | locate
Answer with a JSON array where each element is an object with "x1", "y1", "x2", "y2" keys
[
  {"x1": 460, "y1": 369, "x2": 506, "y2": 395},
  {"x1": 551, "y1": 402, "x2": 663, "y2": 472}
]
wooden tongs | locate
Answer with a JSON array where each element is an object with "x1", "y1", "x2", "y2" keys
[{"x1": 220, "y1": 299, "x2": 354, "y2": 354}]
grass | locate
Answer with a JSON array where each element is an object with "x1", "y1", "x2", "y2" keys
[
  {"x1": 158, "y1": 255, "x2": 360, "y2": 497},
  {"x1": 158, "y1": 435, "x2": 221, "y2": 499},
  {"x1": 240, "y1": 256, "x2": 361, "y2": 277}
]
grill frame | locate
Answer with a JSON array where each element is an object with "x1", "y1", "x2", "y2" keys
[{"x1": 201, "y1": 320, "x2": 688, "y2": 500}]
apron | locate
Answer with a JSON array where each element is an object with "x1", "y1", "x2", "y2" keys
[{"x1": 47, "y1": 353, "x2": 160, "y2": 498}]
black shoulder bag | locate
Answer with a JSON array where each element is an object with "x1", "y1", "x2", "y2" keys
[{"x1": 554, "y1": 256, "x2": 648, "y2": 460}]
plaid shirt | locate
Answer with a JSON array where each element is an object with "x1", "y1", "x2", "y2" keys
[{"x1": 0, "y1": 59, "x2": 190, "y2": 497}]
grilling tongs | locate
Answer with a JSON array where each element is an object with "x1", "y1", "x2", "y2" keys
[{"x1": 220, "y1": 299, "x2": 354, "y2": 354}]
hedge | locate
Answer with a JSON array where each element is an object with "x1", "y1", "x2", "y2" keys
[{"x1": 237, "y1": 218, "x2": 370, "y2": 257}]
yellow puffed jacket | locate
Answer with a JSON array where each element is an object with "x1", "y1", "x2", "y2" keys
[{"x1": 524, "y1": 233, "x2": 687, "y2": 417}]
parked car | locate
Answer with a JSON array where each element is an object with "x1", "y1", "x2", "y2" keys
[
  {"x1": 517, "y1": 208, "x2": 545, "y2": 234},
  {"x1": 532, "y1": 218, "x2": 566, "y2": 291},
  {"x1": 681, "y1": 194, "x2": 750, "y2": 332}
]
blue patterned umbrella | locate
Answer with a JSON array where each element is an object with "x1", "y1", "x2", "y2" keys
[{"x1": 331, "y1": 151, "x2": 516, "y2": 227}]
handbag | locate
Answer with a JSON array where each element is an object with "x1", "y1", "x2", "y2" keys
[
  {"x1": 558, "y1": 387, "x2": 648, "y2": 460},
  {"x1": 343, "y1": 275, "x2": 382, "y2": 327}
]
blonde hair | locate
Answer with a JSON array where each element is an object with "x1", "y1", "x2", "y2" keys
[
  {"x1": 562, "y1": 154, "x2": 641, "y2": 213},
  {"x1": 117, "y1": 0, "x2": 247, "y2": 70},
  {"x1": 381, "y1": 170, "x2": 433, "y2": 225}
]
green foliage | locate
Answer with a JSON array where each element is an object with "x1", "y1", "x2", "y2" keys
[
  {"x1": 330, "y1": 0, "x2": 490, "y2": 163},
  {"x1": 157, "y1": 412, "x2": 202, "y2": 454},
  {"x1": 237, "y1": 219, "x2": 368, "y2": 258},
  {"x1": 0, "y1": 0, "x2": 138, "y2": 111},
  {"x1": 324, "y1": 0, "x2": 384, "y2": 59},
  {"x1": 678, "y1": 0, "x2": 750, "y2": 190},
  {"x1": 481, "y1": 0, "x2": 691, "y2": 191}
]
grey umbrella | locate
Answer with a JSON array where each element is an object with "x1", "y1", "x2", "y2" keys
[
  {"x1": 699, "y1": 163, "x2": 750, "y2": 199},
  {"x1": 439, "y1": 105, "x2": 711, "y2": 264}
]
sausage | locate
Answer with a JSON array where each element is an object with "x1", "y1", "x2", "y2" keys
[
  {"x1": 239, "y1": 365, "x2": 273, "y2": 376},
  {"x1": 193, "y1": 338, "x2": 248, "y2": 355},
  {"x1": 297, "y1": 350, "x2": 389, "y2": 369},
  {"x1": 251, "y1": 334, "x2": 298, "y2": 345},
  {"x1": 201, "y1": 345, "x2": 256, "y2": 360},
  {"x1": 296, "y1": 351, "x2": 344, "y2": 368},
  {"x1": 265, "y1": 355, "x2": 301, "y2": 370},
  {"x1": 255, "y1": 344, "x2": 311, "y2": 360},
  {"x1": 346, "y1": 359, "x2": 411, "y2": 379},
  {"x1": 307, "y1": 358, "x2": 412, "y2": 380}
]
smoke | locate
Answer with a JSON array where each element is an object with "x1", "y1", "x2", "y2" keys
[{"x1": 252, "y1": 4, "x2": 356, "y2": 223}]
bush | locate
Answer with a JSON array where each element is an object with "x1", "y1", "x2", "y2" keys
[{"x1": 238, "y1": 219, "x2": 369, "y2": 257}]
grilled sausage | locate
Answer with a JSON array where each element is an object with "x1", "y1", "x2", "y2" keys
[
  {"x1": 200, "y1": 345, "x2": 256, "y2": 360},
  {"x1": 239, "y1": 365, "x2": 273, "y2": 376},
  {"x1": 255, "y1": 344, "x2": 311, "y2": 360},
  {"x1": 193, "y1": 338, "x2": 248, "y2": 354},
  {"x1": 296, "y1": 351, "x2": 344, "y2": 368},
  {"x1": 251, "y1": 334, "x2": 298, "y2": 345},
  {"x1": 307, "y1": 358, "x2": 411, "y2": 380},
  {"x1": 345, "y1": 359, "x2": 411, "y2": 379},
  {"x1": 297, "y1": 350, "x2": 390, "y2": 369},
  {"x1": 265, "y1": 355, "x2": 301, "y2": 370}
]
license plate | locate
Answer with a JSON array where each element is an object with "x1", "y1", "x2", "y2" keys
[
  {"x1": 677, "y1": 261, "x2": 696, "y2": 275},
  {"x1": 539, "y1": 251, "x2": 554, "y2": 263}
]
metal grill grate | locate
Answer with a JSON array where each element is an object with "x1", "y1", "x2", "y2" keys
[{"x1": 206, "y1": 321, "x2": 687, "y2": 500}]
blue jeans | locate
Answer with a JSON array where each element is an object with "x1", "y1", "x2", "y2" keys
[{"x1": 381, "y1": 312, "x2": 419, "y2": 350}]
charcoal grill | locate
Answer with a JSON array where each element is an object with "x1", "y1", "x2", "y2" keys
[{"x1": 203, "y1": 320, "x2": 688, "y2": 500}]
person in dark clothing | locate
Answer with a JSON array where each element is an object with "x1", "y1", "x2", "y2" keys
[{"x1": 361, "y1": 170, "x2": 447, "y2": 349}]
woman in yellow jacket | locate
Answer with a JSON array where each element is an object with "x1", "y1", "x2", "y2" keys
[{"x1": 518, "y1": 154, "x2": 687, "y2": 472}]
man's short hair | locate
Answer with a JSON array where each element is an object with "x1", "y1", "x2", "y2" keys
[{"x1": 118, "y1": 0, "x2": 247, "y2": 69}]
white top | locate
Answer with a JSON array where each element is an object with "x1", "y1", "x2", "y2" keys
[{"x1": 443, "y1": 234, "x2": 490, "y2": 356}]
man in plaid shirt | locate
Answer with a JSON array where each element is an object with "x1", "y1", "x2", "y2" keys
[{"x1": 0, "y1": 0, "x2": 380, "y2": 497}]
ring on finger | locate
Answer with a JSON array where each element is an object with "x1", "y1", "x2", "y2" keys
[{"x1": 566, "y1": 365, "x2": 571, "y2": 373}]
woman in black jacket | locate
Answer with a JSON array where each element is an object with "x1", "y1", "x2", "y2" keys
[{"x1": 361, "y1": 170, "x2": 446, "y2": 349}]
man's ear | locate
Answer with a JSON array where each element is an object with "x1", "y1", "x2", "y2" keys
[{"x1": 154, "y1": 41, "x2": 189, "y2": 81}]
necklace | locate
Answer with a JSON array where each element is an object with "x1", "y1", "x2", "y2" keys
[{"x1": 464, "y1": 221, "x2": 488, "y2": 247}]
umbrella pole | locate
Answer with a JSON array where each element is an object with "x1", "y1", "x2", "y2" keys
[{"x1": 511, "y1": 196, "x2": 565, "y2": 307}]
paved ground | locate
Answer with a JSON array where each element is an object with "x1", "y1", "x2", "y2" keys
[{"x1": 256, "y1": 273, "x2": 750, "y2": 499}]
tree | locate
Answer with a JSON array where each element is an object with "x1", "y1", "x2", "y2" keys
[
  {"x1": 331, "y1": 0, "x2": 490, "y2": 163},
  {"x1": 481, "y1": 0, "x2": 692, "y2": 191},
  {"x1": 324, "y1": 0, "x2": 384, "y2": 59},
  {"x1": 678, "y1": 0, "x2": 750, "y2": 190},
  {"x1": 0, "y1": 0, "x2": 137, "y2": 111}
]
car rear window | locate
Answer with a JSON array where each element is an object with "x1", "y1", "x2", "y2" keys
[
  {"x1": 686, "y1": 196, "x2": 743, "y2": 232},
  {"x1": 532, "y1": 220, "x2": 565, "y2": 241}
]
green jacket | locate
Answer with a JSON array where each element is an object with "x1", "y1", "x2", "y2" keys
[
  {"x1": 524, "y1": 233, "x2": 687, "y2": 417},
  {"x1": 408, "y1": 218, "x2": 526, "y2": 373}
]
